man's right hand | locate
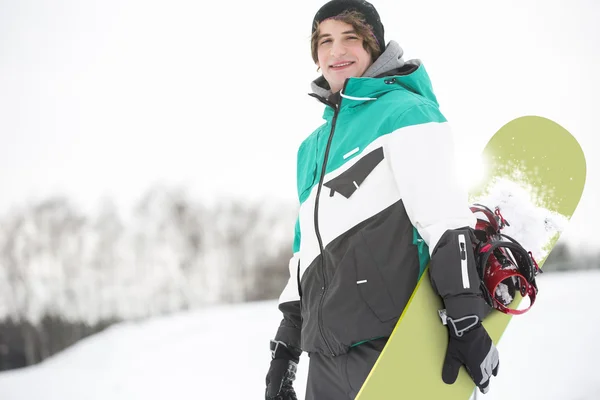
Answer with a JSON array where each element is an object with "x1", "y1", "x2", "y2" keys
[{"x1": 265, "y1": 340, "x2": 301, "y2": 400}]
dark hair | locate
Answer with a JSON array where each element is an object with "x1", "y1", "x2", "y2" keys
[{"x1": 311, "y1": 10, "x2": 382, "y2": 65}]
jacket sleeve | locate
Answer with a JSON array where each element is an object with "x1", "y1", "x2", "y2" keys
[
  {"x1": 386, "y1": 104, "x2": 486, "y2": 319},
  {"x1": 272, "y1": 218, "x2": 302, "y2": 352}
]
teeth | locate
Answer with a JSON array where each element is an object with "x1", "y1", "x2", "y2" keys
[{"x1": 333, "y1": 62, "x2": 352, "y2": 67}]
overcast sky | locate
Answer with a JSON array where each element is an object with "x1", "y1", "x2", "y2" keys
[{"x1": 1, "y1": 0, "x2": 599, "y2": 250}]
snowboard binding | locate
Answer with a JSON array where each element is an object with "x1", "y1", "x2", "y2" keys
[{"x1": 470, "y1": 204, "x2": 542, "y2": 315}]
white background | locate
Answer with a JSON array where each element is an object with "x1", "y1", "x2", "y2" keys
[{"x1": 1, "y1": 0, "x2": 599, "y2": 250}]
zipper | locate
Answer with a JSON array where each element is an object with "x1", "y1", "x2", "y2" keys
[
  {"x1": 296, "y1": 259, "x2": 302, "y2": 301},
  {"x1": 458, "y1": 234, "x2": 470, "y2": 289},
  {"x1": 313, "y1": 84, "x2": 347, "y2": 357}
]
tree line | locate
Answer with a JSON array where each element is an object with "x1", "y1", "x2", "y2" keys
[
  {"x1": 0, "y1": 186, "x2": 596, "y2": 371},
  {"x1": 0, "y1": 186, "x2": 296, "y2": 370}
]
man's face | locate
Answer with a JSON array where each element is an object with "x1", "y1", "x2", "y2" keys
[{"x1": 316, "y1": 19, "x2": 373, "y2": 93}]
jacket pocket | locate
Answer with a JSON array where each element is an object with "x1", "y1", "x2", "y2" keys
[
  {"x1": 323, "y1": 147, "x2": 384, "y2": 199},
  {"x1": 354, "y1": 232, "x2": 397, "y2": 322}
]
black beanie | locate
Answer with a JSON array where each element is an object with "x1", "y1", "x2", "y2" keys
[{"x1": 312, "y1": 0, "x2": 385, "y2": 52}]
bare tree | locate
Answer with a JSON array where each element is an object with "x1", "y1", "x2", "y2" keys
[{"x1": 89, "y1": 198, "x2": 125, "y2": 322}]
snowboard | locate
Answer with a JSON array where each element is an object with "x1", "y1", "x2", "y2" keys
[{"x1": 355, "y1": 116, "x2": 587, "y2": 399}]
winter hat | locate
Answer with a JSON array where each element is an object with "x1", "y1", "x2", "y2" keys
[{"x1": 312, "y1": 0, "x2": 385, "y2": 52}]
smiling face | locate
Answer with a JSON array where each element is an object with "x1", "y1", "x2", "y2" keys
[{"x1": 315, "y1": 19, "x2": 374, "y2": 93}]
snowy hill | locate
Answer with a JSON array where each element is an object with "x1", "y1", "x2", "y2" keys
[{"x1": 0, "y1": 270, "x2": 598, "y2": 400}]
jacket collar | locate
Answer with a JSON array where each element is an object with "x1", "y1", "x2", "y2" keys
[{"x1": 310, "y1": 40, "x2": 407, "y2": 101}]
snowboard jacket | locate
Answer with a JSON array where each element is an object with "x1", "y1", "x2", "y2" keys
[{"x1": 274, "y1": 41, "x2": 481, "y2": 358}]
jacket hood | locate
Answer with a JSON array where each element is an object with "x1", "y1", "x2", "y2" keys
[{"x1": 310, "y1": 40, "x2": 439, "y2": 107}]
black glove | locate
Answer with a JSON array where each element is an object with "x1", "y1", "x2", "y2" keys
[
  {"x1": 440, "y1": 310, "x2": 499, "y2": 394},
  {"x1": 265, "y1": 340, "x2": 301, "y2": 400},
  {"x1": 428, "y1": 227, "x2": 499, "y2": 393}
]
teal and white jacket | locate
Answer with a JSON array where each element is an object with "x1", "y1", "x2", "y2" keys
[{"x1": 274, "y1": 41, "x2": 479, "y2": 358}]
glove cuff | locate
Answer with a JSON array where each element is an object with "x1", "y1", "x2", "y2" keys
[
  {"x1": 443, "y1": 294, "x2": 489, "y2": 321},
  {"x1": 439, "y1": 295, "x2": 490, "y2": 338},
  {"x1": 270, "y1": 340, "x2": 301, "y2": 363},
  {"x1": 439, "y1": 309, "x2": 481, "y2": 338}
]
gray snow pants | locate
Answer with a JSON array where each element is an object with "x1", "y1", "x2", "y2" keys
[{"x1": 305, "y1": 337, "x2": 388, "y2": 400}]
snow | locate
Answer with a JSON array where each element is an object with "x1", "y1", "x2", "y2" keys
[
  {"x1": 0, "y1": 270, "x2": 598, "y2": 400},
  {"x1": 473, "y1": 177, "x2": 570, "y2": 263},
  {"x1": 494, "y1": 282, "x2": 513, "y2": 306}
]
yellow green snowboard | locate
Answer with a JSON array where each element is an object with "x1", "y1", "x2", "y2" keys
[{"x1": 355, "y1": 116, "x2": 587, "y2": 399}]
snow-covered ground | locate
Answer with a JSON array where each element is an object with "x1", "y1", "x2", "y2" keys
[{"x1": 0, "y1": 270, "x2": 598, "y2": 400}]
